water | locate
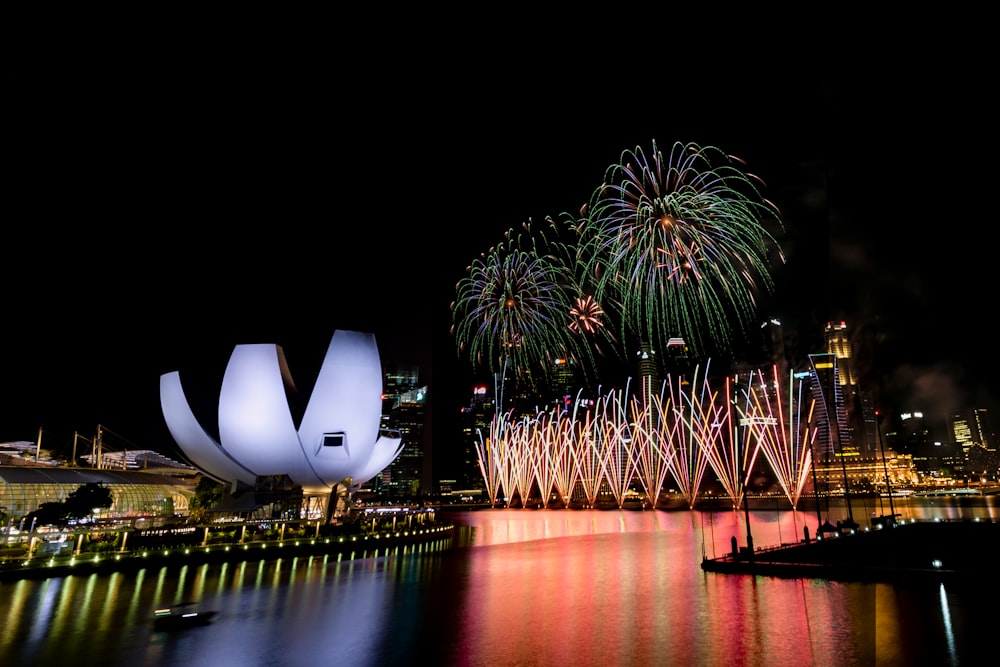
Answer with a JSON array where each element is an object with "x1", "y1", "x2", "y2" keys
[{"x1": 1, "y1": 498, "x2": 997, "y2": 667}]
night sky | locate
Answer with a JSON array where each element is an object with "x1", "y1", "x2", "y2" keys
[{"x1": 4, "y1": 48, "x2": 995, "y2": 477}]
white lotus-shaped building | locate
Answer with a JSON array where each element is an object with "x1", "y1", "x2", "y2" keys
[{"x1": 160, "y1": 330, "x2": 404, "y2": 498}]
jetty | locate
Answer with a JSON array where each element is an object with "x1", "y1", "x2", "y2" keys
[{"x1": 701, "y1": 518, "x2": 1000, "y2": 583}]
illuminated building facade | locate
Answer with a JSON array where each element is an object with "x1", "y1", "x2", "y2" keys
[
  {"x1": 0, "y1": 467, "x2": 192, "y2": 521},
  {"x1": 950, "y1": 408, "x2": 995, "y2": 453},
  {"x1": 635, "y1": 340, "x2": 660, "y2": 402},
  {"x1": 456, "y1": 384, "x2": 494, "y2": 492},
  {"x1": 549, "y1": 357, "x2": 577, "y2": 410},
  {"x1": 824, "y1": 321, "x2": 877, "y2": 453},
  {"x1": 381, "y1": 363, "x2": 420, "y2": 430},
  {"x1": 160, "y1": 330, "x2": 405, "y2": 516},
  {"x1": 381, "y1": 385, "x2": 429, "y2": 497},
  {"x1": 808, "y1": 352, "x2": 848, "y2": 461}
]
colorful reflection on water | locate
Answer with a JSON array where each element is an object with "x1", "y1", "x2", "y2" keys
[{"x1": 1, "y1": 499, "x2": 996, "y2": 666}]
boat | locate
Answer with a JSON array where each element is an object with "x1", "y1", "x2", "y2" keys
[{"x1": 152, "y1": 602, "x2": 218, "y2": 631}]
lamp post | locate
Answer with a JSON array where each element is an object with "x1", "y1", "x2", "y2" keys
[
  {"x1": 876, "y1": 409, "x2": 896, "y2": 523},
  {"x1": 734, "y1": 378, "x2": 753, "y2": 559}
]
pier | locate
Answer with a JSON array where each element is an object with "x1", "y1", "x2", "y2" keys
[{"x1": 701, "y1": 518, "x2": 1000, "y2": 583}]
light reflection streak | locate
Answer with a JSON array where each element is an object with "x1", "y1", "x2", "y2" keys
[
  {"x1": 28, "y1": 579, "x2": 60, "y2": 644},
  {"x1": 216, "y1": 562, "x2": 229, "y2": 596},
  {"x1": 176, "y1": 563, "x2": 189, "y2": 596},
  {"x1": 94, "y1": 572, "x2": 119, "y2": 634},
  {"x1": 192, "y1": 563, "x2": 209, "y2": 602},
  {"x1": 129, "y1": 569, "x2": 147, "y2": 623},
  {"x1": 52, "y1": 576, "x2": 76, "y2": 639},
  {"x1": 939, "y1": 583, "x2": 958, "y2": 666},
  {"x1": 151, "y1": 568, "x2": 167, "y2": 617},
  {"x1": 2, "y1": 581, "x2": 29, "y2": 638}
]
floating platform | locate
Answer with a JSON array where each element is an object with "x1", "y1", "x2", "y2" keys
[{"x1": 701, "y1": 519, "x2": 1000, "y2": 583}]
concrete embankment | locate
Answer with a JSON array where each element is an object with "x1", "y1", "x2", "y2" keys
[{"x1": 0, "y1": 522, "x2": 455, "y2": 582}]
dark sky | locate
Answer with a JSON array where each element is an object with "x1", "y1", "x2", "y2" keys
[{"x1": 4, "y1": 47, "x2": 995, "y2": 473}]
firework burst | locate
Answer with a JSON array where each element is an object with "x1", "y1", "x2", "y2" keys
[
  {"x1": 451, "y1": 219, "x2": 600, "y2": 383},
  {"x1": 568, "y1": 294, "x2": 603, "y2": 334},
  {"x1": 575, "y1": 139, "x2": 785, "y2": 357}
]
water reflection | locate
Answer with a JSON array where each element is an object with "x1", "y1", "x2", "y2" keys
[{"x1": 1, "y1": 501, "x2": 996, "y2": 666}]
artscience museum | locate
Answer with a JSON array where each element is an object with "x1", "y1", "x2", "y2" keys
[{"x1": 160, "y1": 330, "x2": 405, "y2": 518}]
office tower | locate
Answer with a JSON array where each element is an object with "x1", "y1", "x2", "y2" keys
[
  {"x1": 457, "y1": 384, "x2": 495, "y2": 491},
  {"x1": 381, "y1": 362, "x2": 421, "y2": 430},
  {"x1": 663, "y1": 337, "x2": 693, "y2": 382},
  {"x1": 975, "y1": 409, "x2": 996, "y2": 449},
  {"x1": 962, "y1": 408, "x2": 999, "y2": 480},
  {"x1": 951, "y1": 410, "x2": 975, "y2": 453},
  {"x1": 824, "y1": 322, "x2": 856, "y2": 385},
  {"x1": 807, "y1": 352, "x2": 848, "y2": 461},
  {"x1": 381, "y1": 384, "x2": 429, "y2": 497},
  {"x1": 950, "y1": 408, "x2": 996, "y2": 454},
  {"x1": 635, "y1": 340, "x2": 661, "y2": 400},
  {"x1": 379, "y1": 363, "x2": 428, "y2": 497},
  {"x1": 824, "y1": 321, "x2": 875, "y2": 453},
  {"x1": 549, "y1": 357, "x2": 577, "y2": 410}
]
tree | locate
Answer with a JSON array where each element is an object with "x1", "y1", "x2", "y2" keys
[
  {"x1": 24, "y1": 501, "x2": 68, "y2": 528},
  {"x1": 22, "y1": 483, "x2": 114, "y2": 529},
  {"x1": 189, "y1": 477, "x2": 224, "y2": 524},
  {"x1": 64, "y1": 483, "x2": 113, "y2": 521}
]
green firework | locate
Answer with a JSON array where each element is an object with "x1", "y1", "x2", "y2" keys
[{"x1": 575, "y1": 140, "x2": 785, "y2": 357}]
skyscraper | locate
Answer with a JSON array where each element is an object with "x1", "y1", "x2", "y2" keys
[
  {"x1": 824, "y1": 321, "x2": 876, "y2": 453},
  {"x1": 378, "y1": 363, "x2": 430, "y2": 497},
  {"x1": 548, "y1": 357, "x2": 577, "y2": 410},
  {"x1": 807, "y1": 352, "x2": 848, "y2": 461},
  {"x1": 381, "y1": 362, "x2": 420, "y2": 430},
  {"x1": 950, "y1": 408, "x2": 996, "y2": 454},
  {"x1": 457, "y1": 384, "x2": 495, "y2": 491},
  {"x1": 635, "y1": 340, "x2": 661, "y2": 401},
  {"x1": 382, "y1": 385, "x2": 429, "y2": 497}
]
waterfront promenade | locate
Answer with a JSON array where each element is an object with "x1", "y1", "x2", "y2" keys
[{"x1": 0, "y1": 520, "x2": 455, "y2": 582}]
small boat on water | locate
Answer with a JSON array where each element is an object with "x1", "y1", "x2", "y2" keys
[{"x1": 153, "y1": 602, "x2": 218, "y2": 631}]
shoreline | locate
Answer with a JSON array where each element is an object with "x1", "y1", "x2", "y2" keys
[{"x1": 0, "y1": 522, "x2": 455, "y2": 583}]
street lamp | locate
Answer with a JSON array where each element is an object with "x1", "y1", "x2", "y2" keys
[{"x1": 733, "y1": 378, "x2": 754, "y2": 560}]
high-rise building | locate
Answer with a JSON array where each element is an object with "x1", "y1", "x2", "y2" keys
[
  {"x1": 663, "y1": 337, "x2": 693, "y2": 382},
  {"x1": 824, "y1": 321, "x2": 876, "y2": 454},
  {"x1": 381, "y1": 362, "x2": 420, "y2": 430},
  {"x1": 951, "y1": 411, "x2": 975, "y2": 452},
  {"x1": 635, "y1": 340, "x2": 661, "y2": 400},
  {"x1": 950, "y1": 408, "x2": 996, "y2": 454},
  {"x1": 824, "y1": 322, "x2": 856, "y2": 385},
  {"x1": 377, "y1": 363, "x2": 430, "y2": 498},
  {"x1": 807, "y1": 352, "x2": 848, "y2": 461},
  {"x1": 549, "y1": 357, "x2": 577, "y2": 410},
  {"x1": 381, "y1": 385, "x2": 429, "y2": 497},
  {"x1": 457, "y1": 383, "x2": 495, "y2": 491}
]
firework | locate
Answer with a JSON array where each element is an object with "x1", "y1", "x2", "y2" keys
[
  {"x1": 575, "y1": 139, "x2": 785, "y2": 357},
  {"x1": 568, "y1": 294, "x2": 603, "y2": 334},
  {"x1": 742, "y1": 365, "x2": 816, "y2": 510},
  {"x1": 473, "y1": 366, "x2": 820, "y2": 511},
  {"x1": 451, "y1": 219, "x2": 598, "y2": 383}
]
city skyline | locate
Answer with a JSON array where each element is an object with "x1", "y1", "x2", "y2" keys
[{"x1": 3, "y1": 70, "x2": 996, "y2": 479}]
